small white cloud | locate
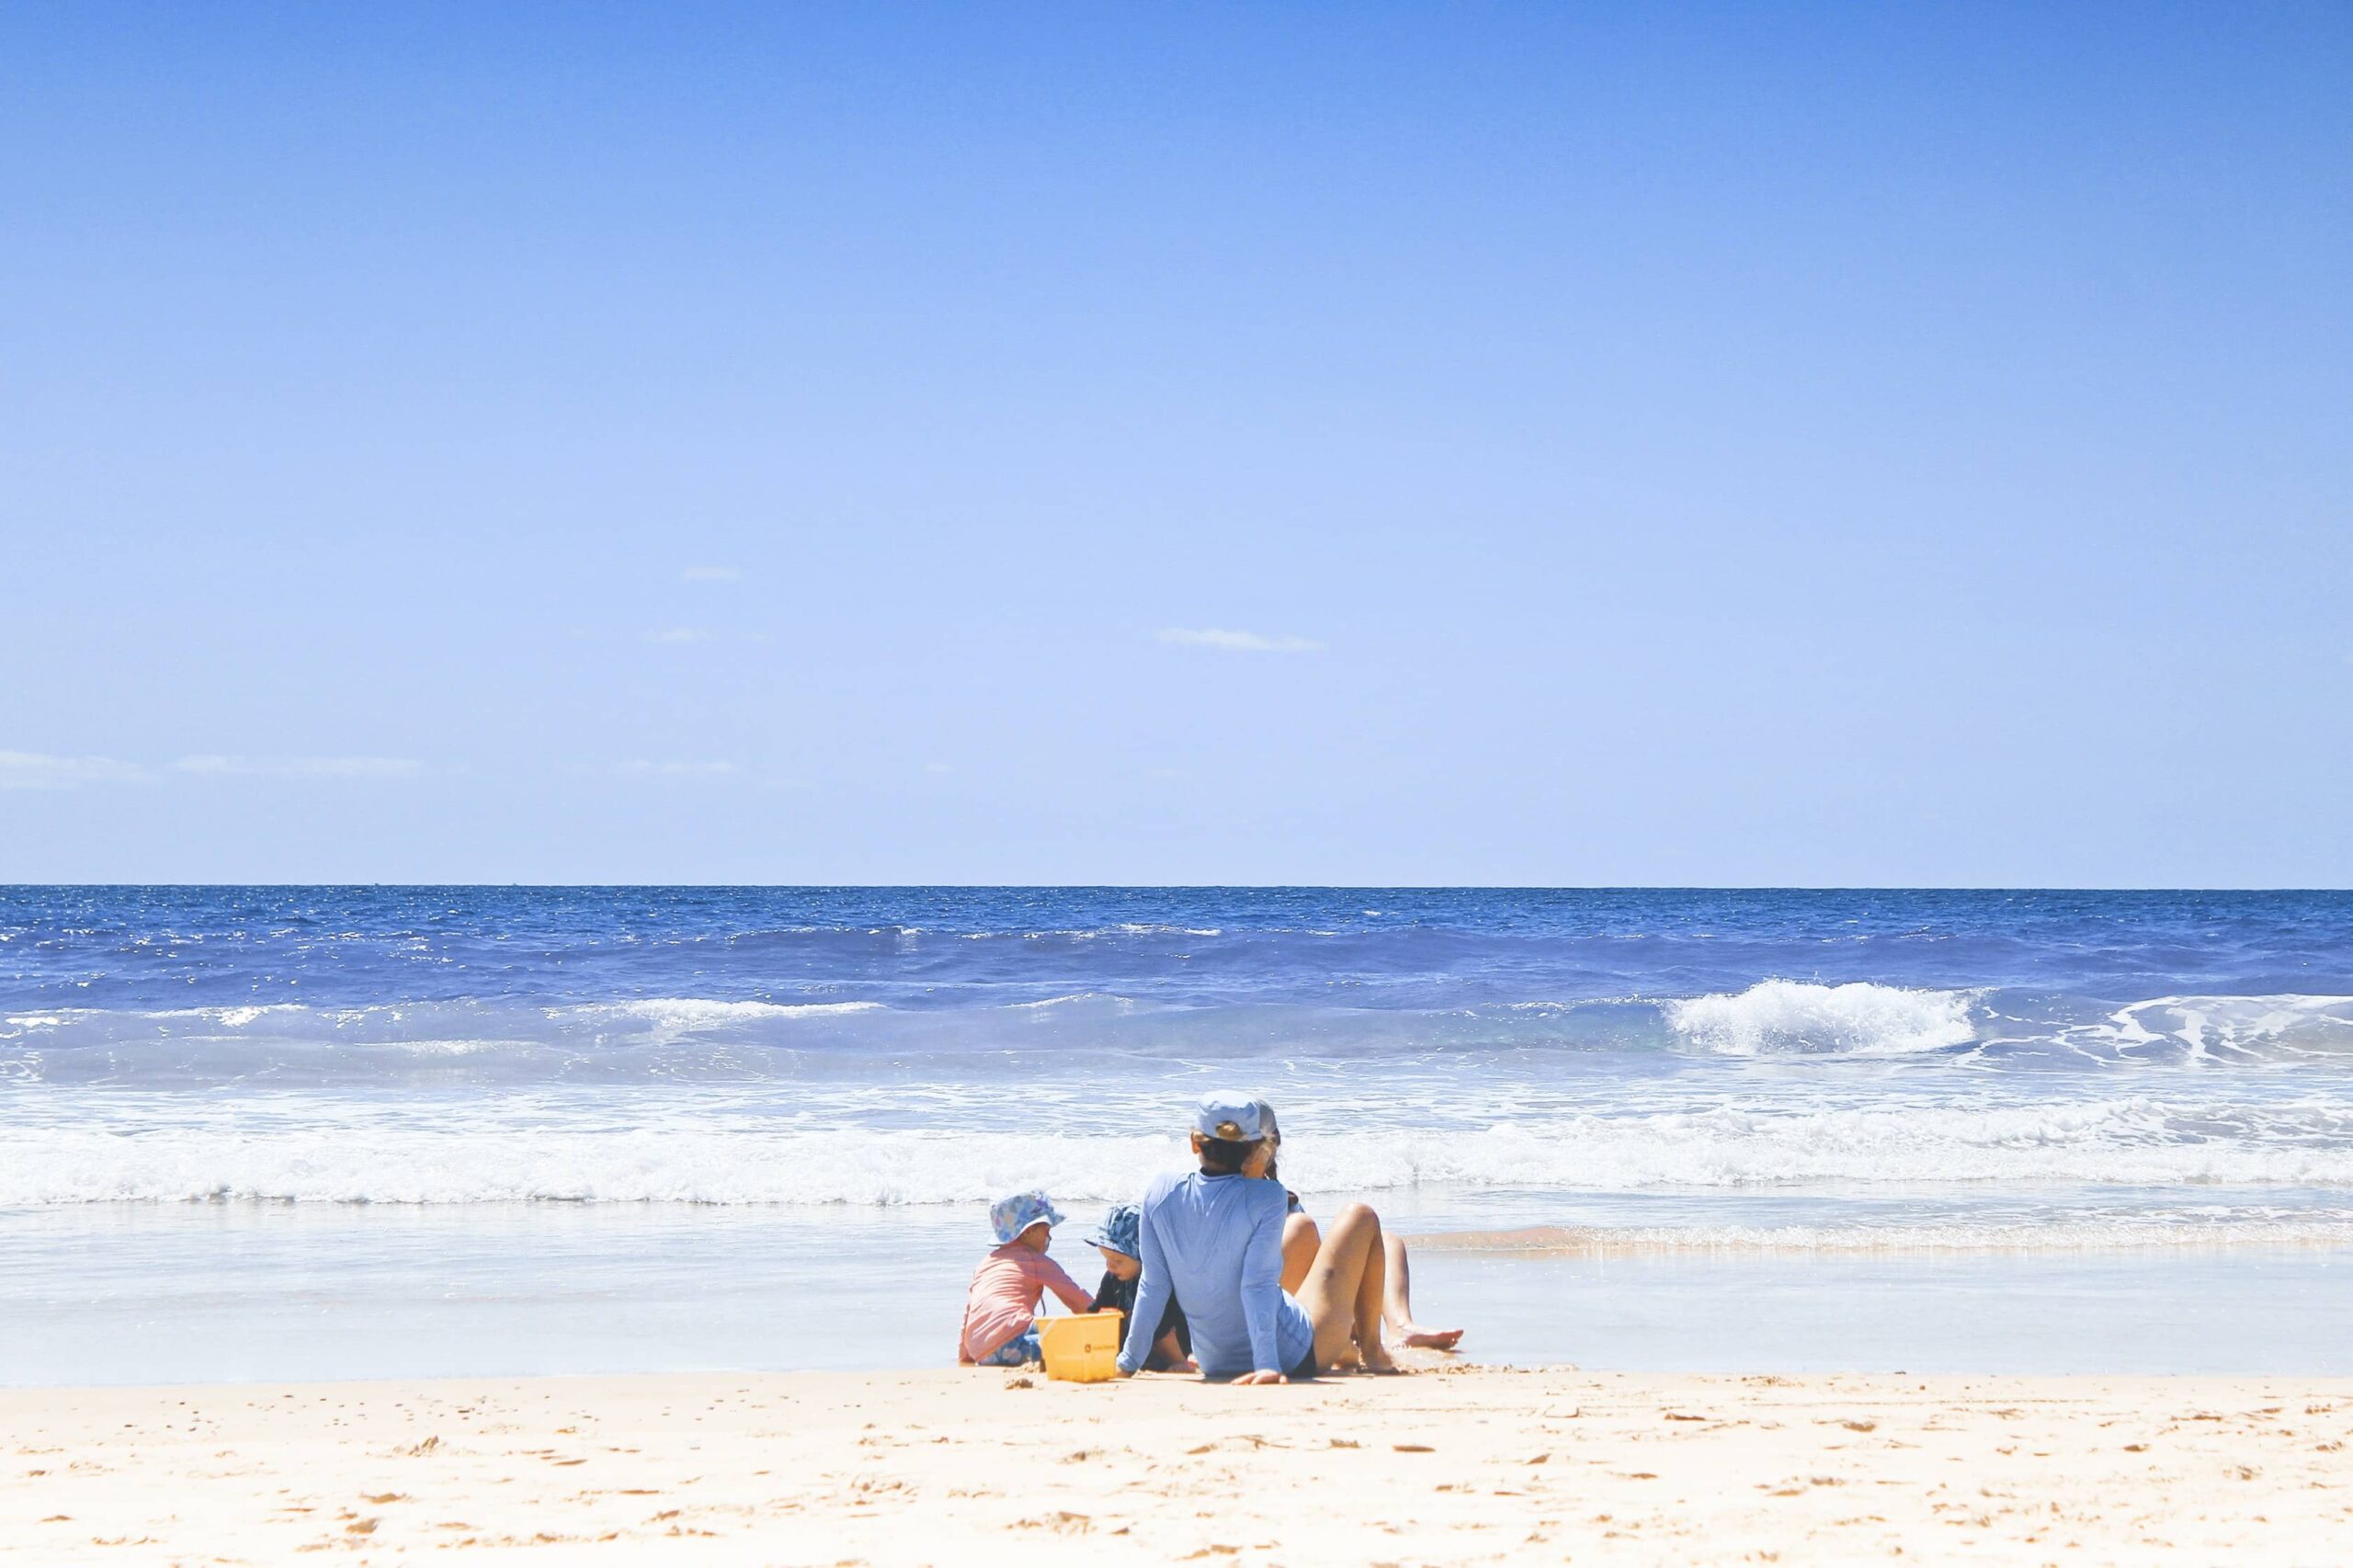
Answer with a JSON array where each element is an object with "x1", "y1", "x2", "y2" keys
[
  {"x1": 1154, "y1": 627, "x2": 1324, "y2": 654},
  {"x1": 644, "y1": 628, "x2": 710, "y2": 644},
  {"x1": 0, "y1": 750, "x2": 147, "y2": 789},
  {"x1": 613, "y1": 759, "x2": 741, "y2": 778},
  {"x1": 680, "y1": 566, "x2": 743, "y2": 583},
  {"x1": 172, "y1": 756, "x2": 424, "y2": 778}
]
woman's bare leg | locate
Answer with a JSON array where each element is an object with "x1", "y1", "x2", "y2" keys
[
  {"x1": 1381, "y1": 1233, "x2": 1462, "y2": 1350},
  {"x1": 1293, "y1": 1202, "x2": 1396, "y2": 1372},
  {"x1": 1280, "y1": 1212, "x2": 1320, "y2": 1296}
]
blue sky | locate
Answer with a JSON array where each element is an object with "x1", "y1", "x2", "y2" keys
[{"x1": 3, "y1": 2, "x2": 2347, "y2": 885}]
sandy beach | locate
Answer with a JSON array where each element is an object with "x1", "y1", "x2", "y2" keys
[{"x1": 6, "y1": 1363, "x2": 2347, "y2": 1564}]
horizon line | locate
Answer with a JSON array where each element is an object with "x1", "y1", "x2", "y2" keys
[{"x1": 3, "y1": 881, "x2": 2349, "y2": 895}]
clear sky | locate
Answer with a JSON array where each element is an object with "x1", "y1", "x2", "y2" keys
[{"x1": 3, "y1": 3, "x2": 2347, "y2": 886}]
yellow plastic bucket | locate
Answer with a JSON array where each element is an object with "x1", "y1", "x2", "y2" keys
[{"x1": 1038, "y1": 1309, "x2": 1123, "y2": 1382}]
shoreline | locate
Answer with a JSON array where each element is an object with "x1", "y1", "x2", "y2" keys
[
  {"x1": 1401, "y1": 1221, "x2": 2353, "y2": 1256},
  {"x1": 8, "y1": 1206, "x2": 2351, "y2": 1385},
  {"x1": 6, "y1": 1365, "x2": 2348, "y2": 1563}
]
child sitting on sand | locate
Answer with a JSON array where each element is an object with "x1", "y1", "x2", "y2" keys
[
  {"x1": 958, "y1": 1190, "x2": 1095, "y2": 1368},
  {"x1": 1085, "y1": 1202, "x2": 1193, "y2": 1372}
]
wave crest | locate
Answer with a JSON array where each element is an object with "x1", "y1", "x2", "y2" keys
[{"x1": 1665, "y1": 982, "x2": 1979, "y2": 1057}]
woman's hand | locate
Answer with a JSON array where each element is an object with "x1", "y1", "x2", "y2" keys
[{"x1": 1233, "y1": 1369, "x2": 1289, "y2": 1386}]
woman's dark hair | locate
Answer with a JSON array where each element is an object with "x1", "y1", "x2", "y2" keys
[{"x1": 1197, "y1": 1136, "x2": 1261, "y2": 1175}]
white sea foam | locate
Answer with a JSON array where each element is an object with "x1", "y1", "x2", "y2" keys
[
  {"x1": 2092, "y1": 994, "x2": 2353, "y2": 1062},
  {"x1": 0, "y1": 1119, "x2": 1182, "y2": 1207},
  {"x1": 120, "y1": 1004, "x2": 317, "y2": 1028},
  {"x1": 6, "y1": 1093, "x2": 2349, "y2": 1208},
  {"x1": 1006, "y1": 992, "x2": 1135, "y2": 1012},
  {"x1": 2, "y1": 997, "x2": 885, "y2": 1060},
  {"x1": 565, "y1": 998, "x2": 885, "y2": 1028},
  {"x1": 1665, "y1": 981, "x2": 1979, "y2": 1057}
]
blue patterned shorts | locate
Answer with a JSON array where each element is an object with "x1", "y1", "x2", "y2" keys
[{"x1": 978, "y1": 1328, "x2": 1041, "y2": 1367}]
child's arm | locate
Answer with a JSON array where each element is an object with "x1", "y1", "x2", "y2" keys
[{"x1": 1040, "y1": 1257, "x2": 1094, "y2": 1315}]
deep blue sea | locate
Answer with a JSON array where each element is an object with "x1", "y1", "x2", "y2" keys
[{"x1": 5, "y1": 887, "x2": 2349, "y2": 1381}]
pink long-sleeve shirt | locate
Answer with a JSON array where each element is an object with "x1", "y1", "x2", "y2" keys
[{"x1": 958, "y1": 1242, "x2": 1094, "y2": 1363}]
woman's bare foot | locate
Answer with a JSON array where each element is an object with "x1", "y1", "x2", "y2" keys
[
  {"x1": 1357, "y1": 1341, "x2": 1401, "y2": 1373},
  {"x1": 1395, "y1": 1323, "x2": 1463, "y2": 1351}
]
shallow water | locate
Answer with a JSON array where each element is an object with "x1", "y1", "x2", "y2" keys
[{"x1": 4, "y1": 1204, "x2": 2347, "y2": 1385}]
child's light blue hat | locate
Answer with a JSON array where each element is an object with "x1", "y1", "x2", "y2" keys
[
  {"x1": 990, "y1": 1189, "x2": 1066, "y2": 1245},
  {"x1": 1084, "y1": 1201, "x2": 1142, "y2": 1259}
]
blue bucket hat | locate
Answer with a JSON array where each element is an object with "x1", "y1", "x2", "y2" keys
[
  {"x1": 989, "y1": 1189, "x2": 1066, "y2": 1245},
  {"x1": 1084, "y1": 1201, "x2": 1142, "y2": 1259}
]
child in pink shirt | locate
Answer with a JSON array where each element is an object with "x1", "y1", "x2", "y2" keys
[{"x1": 959, "y1": 1190, "x2": 1095, "y2": 1367}]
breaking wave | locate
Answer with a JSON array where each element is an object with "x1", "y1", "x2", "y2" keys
[
  {"x1": 8, "y1": 984, "x2": 2352, "y2": 1088},
  {"x1": 1664, "y1": 982, "x2": 1981, "y2": 1057},
  {"x1": 6, "y1": 1092, "x2": 2351, "y2": 1208}
]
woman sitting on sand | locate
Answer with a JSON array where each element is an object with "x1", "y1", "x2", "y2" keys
[
  {"x1": 1116, "y1": 1094, "x2": 1411, "y2": 1381},
  {"x1": 1255, "y1": 1099, "x2": 1462, "y2": 1354}
]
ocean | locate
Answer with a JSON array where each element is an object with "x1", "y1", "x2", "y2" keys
[{"x1": 4, "y1": 886, "x2": 2349, "y2": 1383}]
